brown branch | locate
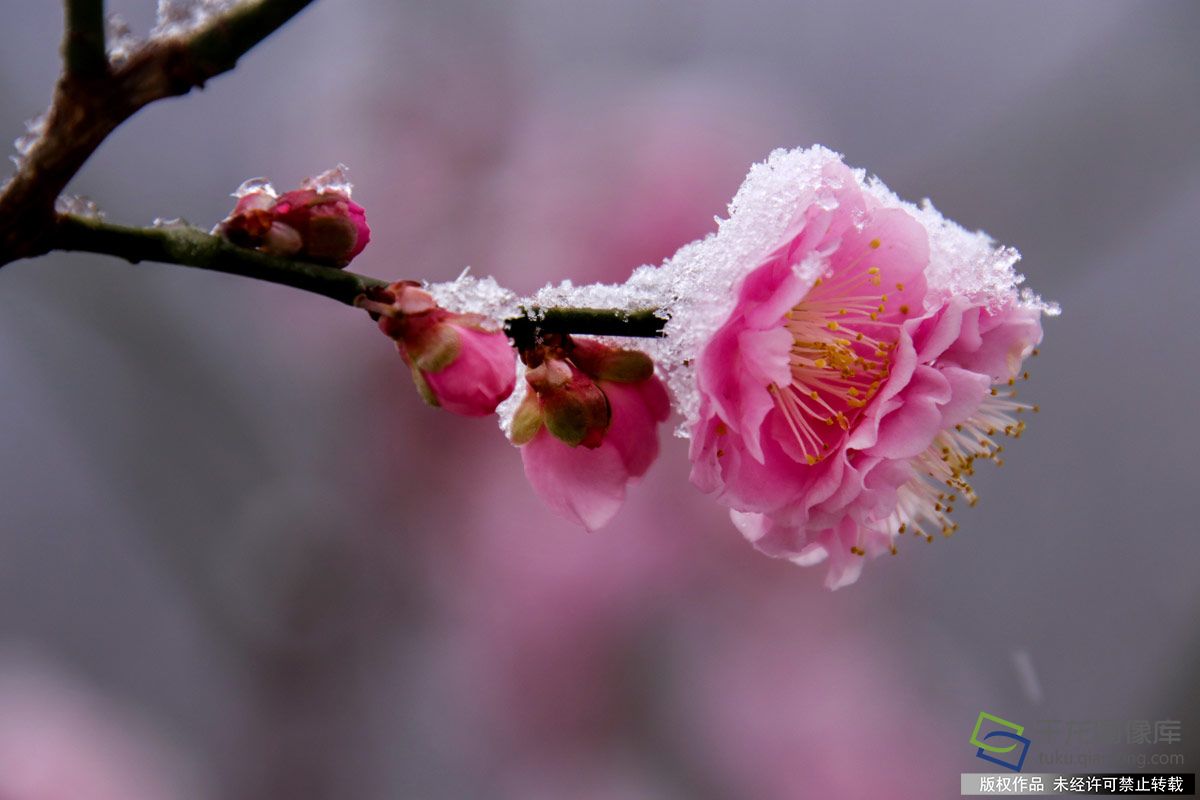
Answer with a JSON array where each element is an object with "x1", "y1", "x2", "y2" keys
[{"x1": 0, "y1": 0, "x2": 316, "y2": 268}]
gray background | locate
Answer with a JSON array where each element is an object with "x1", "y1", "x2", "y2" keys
[{"x1": 1, "y1": 1, "x2": 1197, "y2": 798}]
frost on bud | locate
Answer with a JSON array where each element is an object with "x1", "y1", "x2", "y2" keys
[
  {"x1": 216, "y1": 171, "x2": 371, "y2": 267},
  {"x1": 514, "y1": 335, "x2": 671, "y2": 531},
  {"x1": 363, "y1": 282, "x2": 516, "y2": 417}
]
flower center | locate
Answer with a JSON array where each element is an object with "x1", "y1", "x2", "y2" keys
[{"x1": 771, "y1": 262, "x2": 906, "y2": 465}]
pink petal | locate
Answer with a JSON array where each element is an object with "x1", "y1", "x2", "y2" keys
[
  {"x1": 520, "y1": 429, "x2": 629, "y2": 531},
  {"x1": 867, "y1": 365, "x2": 951, "y2": 459}
]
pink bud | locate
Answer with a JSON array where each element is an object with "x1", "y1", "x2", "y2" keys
[
  {"x1": 369, "y1": 283, "x2": 516, "y2": 417},
  {"x1": 216, "y1": 179, "x2": 370, "y2": 267},
  {"x1": 215, "y1": 191, "x2": 276, "y2": 249},
  {"x1": 272, "y1": 188, "x2": 371, "y2": 267}
]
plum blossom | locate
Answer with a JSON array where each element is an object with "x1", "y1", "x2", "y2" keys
[
  {"x1": 512, "y1": 337, "x2": 669, "y2": 531},
  {"x1": 364, "y1": 281, "x2": 516, "y2": 417},
  {"x1": 686, "y1": 148, "x2": 1052, "y2": 588}
]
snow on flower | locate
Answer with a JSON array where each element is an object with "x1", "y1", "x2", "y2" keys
[
  {"x1": 363, "y1": 281, "x2": 516, "y2": 417},
  {"x1": 511, "y1": 337, "x2": 670, "y2": 531},
  {"x1": 678, "y1": 147, "x2": 1056, "y2": 588}
]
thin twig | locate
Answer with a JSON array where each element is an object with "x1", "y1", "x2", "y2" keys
[
  {"x1": 54, "y1": 215, "x2": 385, "y2": 305},
  {"x1": 505, "y1": 307, "x2": 667, "y2": 349}
]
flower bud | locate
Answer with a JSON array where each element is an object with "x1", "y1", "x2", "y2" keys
[
  {"x1": 215, "y1": 190, "x2": 276, "y2": 249},
  {"x1": 525, "y1": 358, "x2": 610, "y2": 448},
  {"x1": 272, "y1": 188, "x2": 370, "y2": 267},
  {"x1": 366, "y1": 283, "x2": 516, "y2": 417},
  {"x1": 568, "y1": 337, "x2": 655, "y2": 383},
  {"x1": 216, "y1": 173, "x2": 371, "y2": 267}
]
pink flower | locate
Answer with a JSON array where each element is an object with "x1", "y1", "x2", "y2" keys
[
  {"x1": 366, "y1": 282, "x2": 516, "y2": 416},
  {"x1": 513, "y1": 338, "x2": 670, "y2": 530},
  {"x1": 688, "y1": 151, "x2": 1047, "y2": 588}
]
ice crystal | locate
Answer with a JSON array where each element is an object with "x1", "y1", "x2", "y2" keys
[
  {"x1": 152, "y1": 0, "x2": 240, "y2": 39},
  {"x1": 232, "y1": 177, "x2": 276, "y2": 199},
  {"x1": 425, "y1": 272, "x2": 521, "y2": 329},
  {"x1": 301, "y1": 164, "x2": 354, "y2": 198},
  {"x1": 495, "y1": 376, "x2": 525, "y2": 437},
  {"x1": 11, "y1": 111, "x2": 48, "y2": 169},
  {"x1": 55, "y1": 195, "x2": 105, "y2": 220},
  {"x1": 106, "y1": 13, "x2": 141, "y2": 65},
  {"x1": 152, "y1": 217, "x2": 189, "y2": 229}
]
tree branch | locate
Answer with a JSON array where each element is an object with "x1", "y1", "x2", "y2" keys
[
  {"x1": 63, "y1": 0, "x2": 107, "y2": 79},
  {"x1": 50, "y1": 216, "x2": 669, "y2": 340},
  {"x1": 53, "y1": 215, "x2": 386, "y2": 305},
  {"x1": 0, "y1": 0, "x2": 316, "y2": 267},
  {"x1": 505, "y1": 307, "x2": 667, "y2": 349}
]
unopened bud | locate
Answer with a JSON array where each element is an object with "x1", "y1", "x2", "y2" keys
[
  {"x1": 216, "y1": 173, "x2": 371, "y2": 267},
  {"x1": 366, "y1": 282, "x2": 516, "y2": 417},
  {"x1": 526, "y1": 358, "x2": 610, "y2": 448},
  {"x1": 273, "y1": 188, "x2": 370, "y2": 267},
  {"x1": 569, "y1": 338, "x2": 655, "y2": 383}
]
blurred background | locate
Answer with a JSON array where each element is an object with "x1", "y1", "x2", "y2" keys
[{"x1": 1, "y1": 1, "x2": 1198, "y2": 797}]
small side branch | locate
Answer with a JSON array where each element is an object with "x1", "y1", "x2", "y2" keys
[
  {"x1": 183, "y1": 0, "x2": 317, "y2": 89},
  {"x1": 63, "y1": 0, "x2": 108, "y2": 79}
]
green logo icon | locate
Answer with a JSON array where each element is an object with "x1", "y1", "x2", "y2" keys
[
  {"x1": 970, "y1": 711, "x2": 1024, "y2": 753},
  {"x1": 970, "y1": 711, "x2": 1031, "y2": 771}
]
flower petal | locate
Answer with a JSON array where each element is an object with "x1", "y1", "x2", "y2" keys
[{"x1": 520, "y1": 429, "x2": 629, "y2": 531}]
